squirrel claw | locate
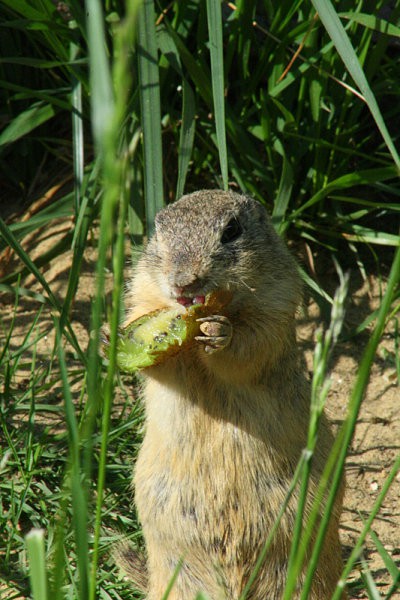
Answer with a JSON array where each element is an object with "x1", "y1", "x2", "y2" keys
[
  {"x1": 195, "y1": 315, "x2": 232, "y2": 353},
  {"x1": 196, "y1": 315, "x2": 230, "y2": 324},
  {"x1": 195, "y1": 335, "x2": 229, "y2": 354}
]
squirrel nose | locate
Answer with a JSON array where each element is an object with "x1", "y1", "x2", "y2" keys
[
  {"x1": 171, "y1": 268, "x2": 203, "y2": 290},
  {"x1": 172, "y1": 277, "x2": 202, "y2": 296}
]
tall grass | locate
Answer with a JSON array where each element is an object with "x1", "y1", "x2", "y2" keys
[{"x1": 0, "y1": 0, "x2": 399, "y2": 598}]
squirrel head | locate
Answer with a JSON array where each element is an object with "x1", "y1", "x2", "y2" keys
[{"x1": 143, "y1": 190, "x2": 301, "y2": 315}]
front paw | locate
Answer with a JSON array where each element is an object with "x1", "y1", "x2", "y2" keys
[{"x1": 195, "y1": 315, "x2": 232, "y2": 354}]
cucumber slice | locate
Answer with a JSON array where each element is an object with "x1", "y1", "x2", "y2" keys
[{"x1": 103, "y1": 291, "x2": 232, "y2": 373}]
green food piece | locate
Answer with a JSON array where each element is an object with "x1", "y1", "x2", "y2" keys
[
  {"x1": 115, "y1": 305, "x2": 202, "y2": 372},
  {"x1": 102, "y1": 291, "x2": 232, "y2": 373}
]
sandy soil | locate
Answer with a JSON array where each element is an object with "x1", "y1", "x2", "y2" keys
[
  {"x1": 297, "y1": 278, "x2": 400, "y2": 597},
  {"x1": 1, "y1": 214, "x2": 399, "y2": 598}
]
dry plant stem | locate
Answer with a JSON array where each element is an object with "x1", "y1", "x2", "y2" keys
[{"x1": 277, "y1": 12, "x2": 319, "y2": 82}]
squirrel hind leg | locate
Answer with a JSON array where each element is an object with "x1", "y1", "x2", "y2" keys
[{"x1": 113, "y1": 541, "x2": 148, "y2": 594}]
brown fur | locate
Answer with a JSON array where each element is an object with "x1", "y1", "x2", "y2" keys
[
  {"x1": 113, "y1": 543, "x2": 148, "y2": 593},
  {"x1": 123, "y1": 190, "x2": 345, "y2": 599}
]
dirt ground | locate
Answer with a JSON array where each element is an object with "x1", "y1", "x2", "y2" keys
[
  {"x1": 1, "y1": 214, "x2": 399, "y2": 598},
  {"x1": 297, "y1": 278, "x2": 400, "y2": 597}
]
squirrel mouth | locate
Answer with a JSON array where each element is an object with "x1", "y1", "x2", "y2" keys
[{"x1": 176, "y1": 295, "x2": 205, "y2": 308}]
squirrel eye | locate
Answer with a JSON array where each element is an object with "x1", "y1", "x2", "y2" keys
[{"x1": 221, "y1": 218, "x2": 243, "y2": 244}]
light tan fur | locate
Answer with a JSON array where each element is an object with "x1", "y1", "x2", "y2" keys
[{"x1": 123, "y1": 190, "x2": 345, "y2": 599}]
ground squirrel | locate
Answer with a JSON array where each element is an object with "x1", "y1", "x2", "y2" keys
[{"x1": 122, "y1": 190, "x2": 345, "y2": 599}]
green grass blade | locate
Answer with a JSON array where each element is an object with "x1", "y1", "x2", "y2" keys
[
  {"x1": 386, "y1": 572, "x2": 400, "y2": 599},
  {"x1": 1, "y1": 0, "x2": 46, "y2": 21},
  {"x1": 71, "y1": 40, "x2": 84, "y2": 215},
  {"x1": 2, "y1": 193, "x2": 74, "y2": 241},
  {"x1": 369, "y1": 529, "x2": 399, "y2": 582},
  {"x1": 0, "y1": 228, "x2": 73, "y2": 285},
  {"x1": 166, "y1": 21, "x2": 263, "y2": 193},
  {"x1": 284, "y1": 272, "x2": 349, "y2": 598},
  {"x1": 66, "y1": 0, "x2": 88, "y2": 42},
  {"x1": 85, "y1": 2, "x2": 142, "y2": 597},
  {"x1": 0, "y1": 56, "x2": 83, "y2": 69},
  {"x1": 360, "y1": 556, "x2": 382, "y2": 600},
  {"x1": 50, "y1": 492, "x2": 70, "y2": 600},
  {"x1": 206, "y1": 0, "x2": 228, "y2": 190},
  {"x1": 0, "y1": 78, "x2": 73, "y2": 111},
  {"x1": 0, "y1": 101, "x2": 55, "y2": 147},
  {"x1": 85, "y1": 0, "x2": 114, "y2": 153},
  {"x1": 299, "y1": 265, "x2": 333, "y2": 306},
  {"x1": 83, "y1": 3, "x2": 124, "y2": 596},
  {"x1": 339, "y1": 12, "x2": 400, "y2": 38},
  {"x1": 138, "y1": 0, "x2": 164, "y2": 233},
  {"x1": 161, "y1": 558, "x2": 184, "y2": 600},
  {"x1": 290, "y1": 166, "x2": 398, "y2": 220},
  {"x1": 272, "y1": 154, "x2": 293, "y2": 233},
  {"x1": 60, "y1": 170, "x2": 98, "y2": 335},
  {"x1": 156, "y1": 24, "x2": 196, "y2": 200},
  {"x1": 85, "y1": 0, "x2": 118, "y2": 596},
  {"x1": 311, "y1": 0, "x2": 400, "y2": 172},
  {"x1": 339, "y1": 225, "x2": 400, "y2": 247},
  {"x1": 57, "y1": 326, "x2": 90, "y2": 599},
  {"x1": 176, "y1": 77, "x2": 196, "y2": 199},
  {"x1": 165, "y1": 23, "x2": 212, "y2": 106},
  {"x1": 26, "y1": 529, "x2": 48, "y2": 600}
]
